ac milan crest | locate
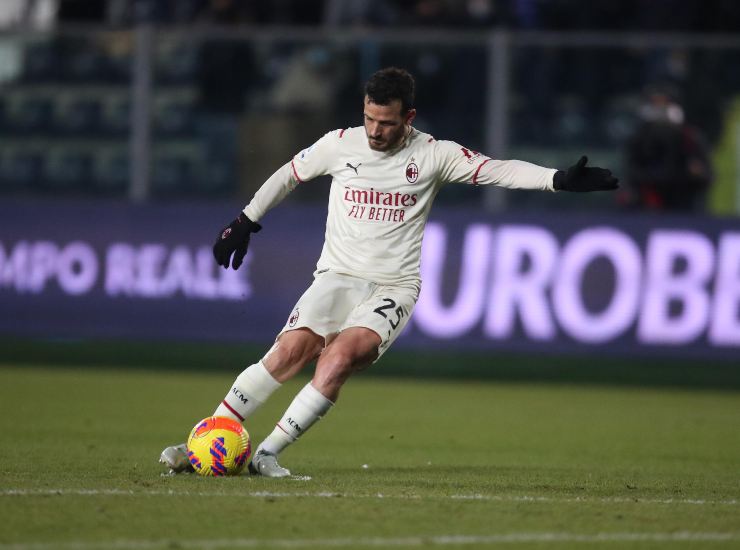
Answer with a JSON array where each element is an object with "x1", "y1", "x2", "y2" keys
[
  {"x1": 288, "y1": 308, "x2": 300, "y2": 327},
  {"x1": 405, "y1": 162, "x2": 419, "y2": 183}
]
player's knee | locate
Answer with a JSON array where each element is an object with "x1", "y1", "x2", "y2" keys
[
  {"x1": 325, "y1": 348, "x2": 355, "y2": 371},
  {"x1": 283, "y1": 342, "x2": 321, "y2": 368},
  {"x1": 296, "y1": 340, "x2": 323, "y2": 364}
]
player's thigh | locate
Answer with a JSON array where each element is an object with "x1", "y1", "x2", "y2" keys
[
  {"x1": 278, "y1": 271, "x2": 373, "y2": 341},
  {"x1": 342, "y1": 285, "x2": 418, "y2": 360}
]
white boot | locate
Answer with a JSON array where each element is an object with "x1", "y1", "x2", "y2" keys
[
  {"x1": 159, "y1": 443, "x2": 194, "y2": 474},
  {"x1": 248, "y1": 449, "x2": 291, "y2": 478}
]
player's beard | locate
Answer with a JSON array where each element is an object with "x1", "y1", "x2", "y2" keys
[{"x1": 366, "y1": 125, "x2": 406, "y2": 152}]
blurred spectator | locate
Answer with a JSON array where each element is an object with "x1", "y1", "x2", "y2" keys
[
  {"x1": 620, "y1": 85, "x2": 713, "y2": 212},
  {"x1": 0, "y1": 0, "x2": 57, "y2": 29},
  {"x1": 270, "y1": 48, "x2": 338, "y2": 113}
]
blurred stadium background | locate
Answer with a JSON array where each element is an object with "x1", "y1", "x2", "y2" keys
[
  {"x1": 2, "y1": 2, "x2": 740, "y2": 549},
  {"x1": 1, "y1": 0, "x2": 739, "y2": 378}
]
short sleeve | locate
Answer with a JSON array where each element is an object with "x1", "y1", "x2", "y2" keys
[
  {"x1": 290, "y1": 129, "x2": 342, "y2": 182},
  {"x1": 435, "y1": 140, "x2": 493, "y2": 185}
]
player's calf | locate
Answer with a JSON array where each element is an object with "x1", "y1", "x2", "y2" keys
[
  {"x1": 257, "y1": 382, "x2": 334, "y2": 461},
  {"x1": 213, "y1": 361, "x2": 282, "y2": 422}
]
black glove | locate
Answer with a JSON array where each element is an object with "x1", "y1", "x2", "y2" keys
[
  {"x1": 213, "y1": 213, "x2": 262, "y2": 270},
  {"x1": 553, "y1": 156, "x2": 619, "y2": 192}
]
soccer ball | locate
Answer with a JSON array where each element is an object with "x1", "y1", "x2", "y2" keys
[{"x1": 186, "y1": 416, "x2": 251, "y2": 476}]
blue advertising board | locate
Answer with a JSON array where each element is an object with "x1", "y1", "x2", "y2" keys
[{"x1": 1, "y1": 198, "x2": 739, "y2": 360}]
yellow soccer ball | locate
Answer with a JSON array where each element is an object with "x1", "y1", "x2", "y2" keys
[{"x1": 186, "y1": 416, "x2": 251, "y2": 476}]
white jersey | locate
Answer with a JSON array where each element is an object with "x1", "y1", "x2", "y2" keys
[{"x1": 244, "y1": 126, "x2": 557, "y2": 288}]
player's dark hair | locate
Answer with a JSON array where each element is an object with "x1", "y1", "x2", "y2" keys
[{"x1": 364, "y1": 67, "x2": 415, "y2": 114}]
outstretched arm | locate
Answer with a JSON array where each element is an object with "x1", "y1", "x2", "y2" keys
[
  {"x1": 438, "y1": 141, "x2": 618, "y2": 192},
  {"x1": 470, "y1": 156, "x2": 617, "y2": 192}
]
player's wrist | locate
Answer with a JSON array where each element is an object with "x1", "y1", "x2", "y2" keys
[
  {"x1": 552, "y1": 170, "x2": 566, "y2": 191},
  {"x1": 237, "y1": 212, "x2": 262, "y2": 234}
]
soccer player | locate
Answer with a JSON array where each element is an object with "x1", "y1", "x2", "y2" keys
[{"x1": 160, "y1": 67, "x2": 618, "y2": 477}]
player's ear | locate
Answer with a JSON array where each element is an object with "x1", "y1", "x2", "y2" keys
[{"x1": 405, "y1": 109, "x2": 416, "y2": 126}]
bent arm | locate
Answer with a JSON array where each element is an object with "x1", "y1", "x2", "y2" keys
[
  {"x1": 242, "y1": 162, "x2": 300, "y2": 223},
  {"x1": 242, "y1": 130, "x2": 339, "y2": 222}
]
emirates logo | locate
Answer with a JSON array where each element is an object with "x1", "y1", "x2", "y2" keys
[{"x1": 406, "y1": 162, "x2": 419, "y2": 183}]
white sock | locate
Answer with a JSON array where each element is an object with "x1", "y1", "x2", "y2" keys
[
  {"x1": 259, "y1": 383, "x2": 334, "y2": 456},
  {"x1": 213, "y1": 361, "x2": 281, "y2": 422}
]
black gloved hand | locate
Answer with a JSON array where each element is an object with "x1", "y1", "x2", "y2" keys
[
  {"x1": 213, "y1": 213, "x2": 262, "y2": 270},
  {"x1": 553, "y1": 156, "x2": 619, "y2": 192}
]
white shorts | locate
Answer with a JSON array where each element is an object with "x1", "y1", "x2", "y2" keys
[{"x1": 278, "y1": 271, "x2": 419, "y2": 359}]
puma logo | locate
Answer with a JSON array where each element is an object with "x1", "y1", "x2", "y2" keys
[{"x1": 346, "y1": 162, "x2": 361, "y2": 175}]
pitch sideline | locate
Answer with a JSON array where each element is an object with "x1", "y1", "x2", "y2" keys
[{"x1": 0, "y1": 531, "x2": 739, "y2": 549}]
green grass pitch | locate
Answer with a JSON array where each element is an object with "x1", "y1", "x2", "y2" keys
[{"x1": 1, "y1": 361, "x2": 739, "y2": 549}]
